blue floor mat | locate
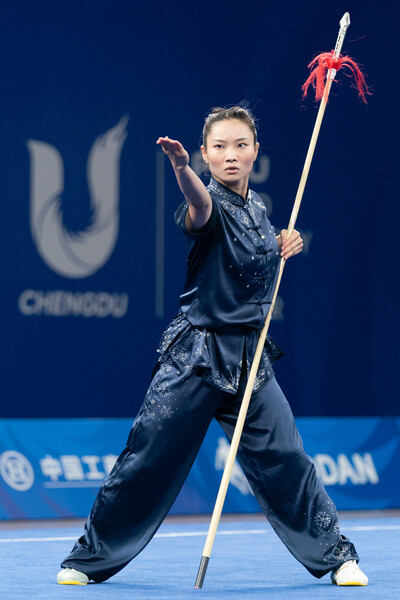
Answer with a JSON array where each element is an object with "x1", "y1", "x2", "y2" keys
[{"x1": 1, "y1": 516, "x2": 399, "y2": 599}]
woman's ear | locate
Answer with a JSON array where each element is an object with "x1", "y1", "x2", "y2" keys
[
  {"x1": 254, "y1": 142, "x2": 260, "y2": 161},
  {"x1": 201, "y1": 145, "x2": 208, "y2": 164}
]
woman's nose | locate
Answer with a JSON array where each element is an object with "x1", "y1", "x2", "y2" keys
[{"x1": 225, "y1": 150, "x2": 237, "y2": 161}]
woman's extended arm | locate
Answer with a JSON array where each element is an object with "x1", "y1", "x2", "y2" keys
[{"x1": 157, "y1": 136, "x2": 212, "y2": 231}]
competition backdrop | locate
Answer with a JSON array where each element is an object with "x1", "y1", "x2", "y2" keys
[{"x1": 0, "y1": 1, "x2": 399, "y2": 515}]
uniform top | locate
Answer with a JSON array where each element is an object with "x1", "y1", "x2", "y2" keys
[
  {"x1": 156, "y1": 177, "x2": 283, "y2": 395},
  {"x1": 174, "y1": 176, "x2": 281, "y2": 328}
]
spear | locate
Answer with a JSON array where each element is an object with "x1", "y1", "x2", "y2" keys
[{"x1": 194, "y1": 12, "x2": 369, "y2": 589}]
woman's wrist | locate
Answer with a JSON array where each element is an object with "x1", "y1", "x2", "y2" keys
[{"x1": 174, "y1": 161, "x2": 190, "y2": 172}]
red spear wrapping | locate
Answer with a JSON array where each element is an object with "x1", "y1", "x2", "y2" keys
[
  {"x1": 194, "y1": 12, "x2": 368, "y2": 590},
  {"x1": 302, "y1": 51, "x2": 370, "y2": 102}
]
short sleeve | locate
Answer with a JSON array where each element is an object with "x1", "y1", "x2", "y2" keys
[{"x1": 174, "y1": 199, "x2": 217, "y2": 238}]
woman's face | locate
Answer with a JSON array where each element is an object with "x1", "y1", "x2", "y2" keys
[{"x1": 201, "y1": 119, "x2": 259, "y2": 196}]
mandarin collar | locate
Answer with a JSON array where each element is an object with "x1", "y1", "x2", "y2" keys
[{"x1": 208, "y1": 177, "x2": 250, "y2": 207}]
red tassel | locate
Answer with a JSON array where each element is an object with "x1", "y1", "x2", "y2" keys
[{"x1": 302, "y1": 50, "x2": 370, "y2": 103}]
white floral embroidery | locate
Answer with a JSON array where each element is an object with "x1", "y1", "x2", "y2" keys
[
  {"x1": 314, "y1": 511, "x2": 332, "y2": 530},
  {"x1": 154, "y1": 383, "x2": 170, "y2": 398},
  {"x1": 204, "y1": 365, "x2": 241, "y2": 393},
  {"x1": 170, "y1": 346, "x2": 190, "y2": 363},
  {"x1": 160, "y1": 405, "x2": 174, "y2": 419},
  {"x1": 335, "y1": 543, "x2": 354, "y2": 562}
]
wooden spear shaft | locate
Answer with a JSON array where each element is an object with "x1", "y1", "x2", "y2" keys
[{"x1": 194, "y1": 13, "x2": 351, "y2": 590}]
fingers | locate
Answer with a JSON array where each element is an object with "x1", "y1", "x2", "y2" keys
[
  {"x1": 156, "y1": 136, "x2": 182, "y2": 153},
  {"x1": 156, "y1": 136, "x2": 189, "y2": 169},
  {"x1": 280, "y1": 229, "x2": 303, "y2": 260},
  {"x1": 157, "y1": 135, "x2": 175, "y2": 145}
]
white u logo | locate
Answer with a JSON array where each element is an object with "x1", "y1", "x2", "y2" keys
[{"x1": 27, "y1": 117, "x2": 128, "y2": 279}]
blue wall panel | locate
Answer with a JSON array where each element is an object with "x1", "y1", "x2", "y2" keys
[{"x1": 0, "y1": 1, "x2": 398, "y2": 419}]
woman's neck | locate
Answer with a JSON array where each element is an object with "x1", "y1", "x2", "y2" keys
[{"x1": 212, "y1": 175, "x2": 249, "y2": 200}]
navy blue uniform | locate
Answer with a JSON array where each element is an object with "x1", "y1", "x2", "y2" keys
[{"x1": 61, "y1": 178, "x2": 358, "y2": 582}]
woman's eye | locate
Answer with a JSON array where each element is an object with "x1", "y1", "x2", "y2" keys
[{"x1": 238, "y1": 143, "x2": 248, "y2": 148}]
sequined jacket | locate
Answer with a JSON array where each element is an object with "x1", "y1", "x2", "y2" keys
[{"x1": 156, "y1": 177, "x2": 283, "y2": 395}]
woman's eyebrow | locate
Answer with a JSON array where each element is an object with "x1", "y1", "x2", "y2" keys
[{"x1": 211, "y1": 137, "x2": 250, "y2": 142}]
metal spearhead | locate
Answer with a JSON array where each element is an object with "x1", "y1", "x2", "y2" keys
[
  {"x1": 334, "y1": 12, "x2": 351, "y2": 58},
  {"x1": 328, "y1": 12, "x2": 351, "y2": 80}
]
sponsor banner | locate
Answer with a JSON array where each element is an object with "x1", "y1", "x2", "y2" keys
[{"x1": 0, "y1": 417, "x2": 399, "y2": 519}]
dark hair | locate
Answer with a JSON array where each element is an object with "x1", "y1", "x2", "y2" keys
[{"x1": 202, "y1": 104, "x2": 258, "y2": 149}]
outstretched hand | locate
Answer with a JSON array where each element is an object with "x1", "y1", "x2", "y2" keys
[
  {"x1": 157, "y1": 136, "x2": 189, "y2": 170},
  {"x1": 279, "y1": 229, "x2": 303, "y2": 260}
]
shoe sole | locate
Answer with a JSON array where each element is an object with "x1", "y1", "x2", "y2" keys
[
  {"x1": 58, "y1": 580, "x2": 88, "y2": 585},
  {"x1": 332, "y1": 581, "x2": 368, "y2": 586}
]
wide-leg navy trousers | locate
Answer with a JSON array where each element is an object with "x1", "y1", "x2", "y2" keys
[{"x1": 61, "y1": 365, "x2": 358, "y2": 582}]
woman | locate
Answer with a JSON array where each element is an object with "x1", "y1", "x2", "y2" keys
[{"x1": 57, "y1": 106, "x2": 367, "y2": 587}]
